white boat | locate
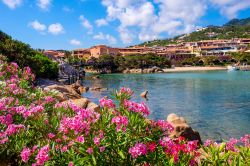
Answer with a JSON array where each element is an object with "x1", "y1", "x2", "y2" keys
[{"x1": 227, "y1": 65, "x2": 239, "y2": 71}]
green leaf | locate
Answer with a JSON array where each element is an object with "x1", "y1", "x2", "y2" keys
[{"x1": 118, "y1": 150, "x2": 125, "y2": 159}]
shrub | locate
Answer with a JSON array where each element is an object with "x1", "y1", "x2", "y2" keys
[
  {"x1": 0, "y1": 62, "x2": 249, "y2": 165},
  {"x1": 0, "y1": 30, "x2": 58, "y2": 79}
]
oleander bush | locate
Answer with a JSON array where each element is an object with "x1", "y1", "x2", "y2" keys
[{"x1": 0, "y1": 61, "x2": 249, "y2": 165}]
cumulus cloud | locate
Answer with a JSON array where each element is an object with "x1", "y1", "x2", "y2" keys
[
  {"x1": 70, "y1": 39, "x2": 81, "y2": 46},
  {"x1": 48, "y1": 23, "x2": 64, "y2": 35},
  {"x1": 95, "y1": 19, "x2": 108, "y2": 27},
  {"x1": 79, "y1": 15, "x2": 93, "y2": 34},
  {"x1": 28, "y1": 20, "x2": 47, "y2": 32},
  {"x1": 210, "y1": 0, "x2": 250, "y2": 18},
  {"x1": 37, "y1": 0, "x2": 52, "y2": 10},
  {"x1": 93, "y1": 32, "x2": 117, "y2": 44},
  {"x1": 101, "y1": 0, "x2": 207, "y2": 43},
  {"x1": 2, "y1": 0, "x2": 22, "y2": 9}
]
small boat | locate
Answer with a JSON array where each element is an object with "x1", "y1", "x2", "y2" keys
[{"x1": 227, "y1": 65, "x2": 239, "y2": 71}]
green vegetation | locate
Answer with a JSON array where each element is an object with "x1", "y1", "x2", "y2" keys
[
  {"x1": 87, "y1": 53, "x2": 171, "y2": 72},
  {"x1": 0, "y1": 30, "x2": 58, "y2": 79},
  {"x1": 140, "y1": 17, "x2": 250, "y2": 47}
]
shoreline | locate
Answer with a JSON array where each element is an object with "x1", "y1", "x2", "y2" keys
[{"x1": 162, "y1": 66, "x2": 227, "y2": 73}]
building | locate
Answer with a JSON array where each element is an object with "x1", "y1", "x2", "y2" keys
[
  {"x1": 89, "y1": 45, "x2": 119, "y2": 58},
  {"x1": 43, "y1": 50, "x2": 65, "y2": 60},
  {"x1": 73, "y1": 49, "x2": 91, "y2": 59}
]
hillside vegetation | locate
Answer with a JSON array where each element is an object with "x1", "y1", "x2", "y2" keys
[
  {"x1": 140, "y1": 17, "x2": 250, "y2": 47},
  {"x1": 0, "y1": 30, "x2": 58, "y2": 79}
]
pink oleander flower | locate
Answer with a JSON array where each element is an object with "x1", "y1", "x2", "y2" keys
[
  {"x1": 240, "y1": 134, "x2": 250, "y2": 147},
  {"x1": 61, "y1": 146, "x2": 68, "y2": 152},
  {"x1": 99, "y1": 146, "x2": 106, "y2": 152},
  {"x1": 204, "y1": 139, "x2": 214, "y2": 147},
  {"x1": 86, "y1": 147, "x2": 93, "y2": 154},
  {"x1": 59, "y1": 109, "x2": 100, "y2": 135},
  {"x1": 32, "y1": 145, "x2": 38, "y2": 152},
  {"x1": 76, "y1": 135, "x2": 85, "y2": 143},
  {"x1": 156, "y1": 120, "x2": 174, "y2": 132},
  {"x1": 226, "y1": 138, "x2": 238, "y2": 152},
  {"x1": 99, "y1": 98, "x2": 116, "y2": 109},
  {"x1": 68, "y1": 161, "x2": 74, "y2": 166},
  {"x1": 93, "y1": 137, "x2": 101, "y2": 146},
  {"x1": 159, "y1": 137, "x2": 174, "y2": 148},
  {"x1": 124, "y1": 100, "x2": 150, "y2": 117},
  {"x1": 35, "y1": 145, "x2": 50, "y2": 165},
  {"x1": 5, "y1": 124, "x2": 25, "y2": 136},
  {"x1": 44, "y1": 96, "x2": 55, "y2": 104},
  {"x1": 146, "y1": 142, "x2": 157, "y2": 152},
  {"x1": 111, "y1": 116, "x2": 129, "y2": 132},
  {"x1": 129, "y1": 143, "x2": 147, "y2": 158},
  {"x1": 0, "y1": 137, "x2": 8, "y2": 144},
  {"x1": 186, "y1": 141, "x2": 198, "y2": 153},
  {"x1": 119, "y1": 87, "x2": 133, "y2": 96},
  {"x1": 48, "y1": 133, "x2": 55, "y2": 139},
  {"x1": 21, "y1": 147, "x2": 31, "y2": 163}
]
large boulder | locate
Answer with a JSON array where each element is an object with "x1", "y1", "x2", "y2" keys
[
  {"x1": 45, "y1": 84, "x2": 81, "y2": 99},
  {"x1": 86, "y1": 102, "x2": 100, "y2": 112},
  {"x1": 167, "y1": 113, "x2": 202, "y2": 144},
  {"x1": 78, "y1": 86, "x2": 89, "y2": 94},
  {"x1": 62, "y1": 98, "x2": 90, "y2": 109}
]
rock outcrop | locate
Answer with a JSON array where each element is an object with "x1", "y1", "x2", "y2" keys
[
  {"x1": 167, "y1": 113, "x2": 202, "y2": 144},
  {"x1": 43, "y1": 81, "x2": 100, "y2": 111},
  {"x1": 140, "y1": 90, "x2": 148, "y2": 98}
]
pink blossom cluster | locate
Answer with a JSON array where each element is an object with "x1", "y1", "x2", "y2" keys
[
  {"x1": 11, "y1": 105, "x2": 44, "y2": 119},
  {"x1": 124, "y1": 100, "x2": 150, "y2": 117},
  {"x1": 129, "y1": 143, "x2": 147, "y2": 158},
  {"x1": 34, "y1": 145, "x2": 50, "y2": 165},
  {"x1": 99, "y1": 98, "x2": 116, "y2": 109},
  {"x1": 21, "y1": 147, "x2": 31, "y2": 163},
  {"x1": 159, "y1": 137, "x2": 199, "y2": 163},
  {"x1": 111, "y1": 116, "x2": 129, "y2": 132},
  {"x1": 226, "y1": 138, "x2": 238, "y2": 152},
  {"x1": 154, "y1": 120, "x2": 174, "y2": 132},
  {"x1": 119, "y1": 87, "x2": 133, "y2": 96},
  {"x1": 59, "y1": 108, "x2": 100, "y2": 135}
]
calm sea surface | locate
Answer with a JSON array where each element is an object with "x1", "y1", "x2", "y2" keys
[{"x1": 82, "y1": 71, "x2": 250, "y2": 141}]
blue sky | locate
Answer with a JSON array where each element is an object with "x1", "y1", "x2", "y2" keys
[{"x1": 1, "y1": 0, "x2": 250, "y2": 50}]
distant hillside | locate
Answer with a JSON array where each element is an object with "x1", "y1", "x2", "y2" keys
[
  {"x1": 140, "y1": 17, "x2": 250, "y2": 47},
  {"x1": 224, "y1": 17, "x2": 250, "y2": 26}
]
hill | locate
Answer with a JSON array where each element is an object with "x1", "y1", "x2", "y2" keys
[{"x1": 140, "y1": 17, "x2": 250, "y2": 47}]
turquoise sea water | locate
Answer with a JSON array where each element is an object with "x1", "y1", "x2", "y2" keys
[{"x1": 82, "y1": 71, "x2": 250, "y2": 141}]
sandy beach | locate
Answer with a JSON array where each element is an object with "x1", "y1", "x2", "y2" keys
[{"x1": 163, "y1": 66, "x2": 227, "y2": 73}]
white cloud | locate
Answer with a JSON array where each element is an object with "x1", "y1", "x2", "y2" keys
[
  {"x1": 28, "y1": 20, "x2": 47, "y2": 32},
  {"x1": 70, "y1": 39, "x2": 81, "y2": 46},
  {"x1": 2, "y1": 0, "x2": 22, "y2": 9},
  {"x1": 37, "y1": 0, "x2": 52, "y2": 10},
  {"x1": 62, "y1": 6, "x2": 73, "y2": 12},
  {"x1": 48, "y1": 23, "x2": 64, "y2": 35},
  {"x1": 93, "y1": 32, "x2": 117, "y2": 44},
  {"x1": 101, "y1": 0, "x2": 207, "y2": 43},
  {"x1": 210, "y1": 0, "x2": 250, "y2": 18},
  {"x1": 95, "y1": 19, "x2": 108, "y2": 27},
  {"x1": 79, "y1": 15, "x2": 93, "y2": 34}
]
